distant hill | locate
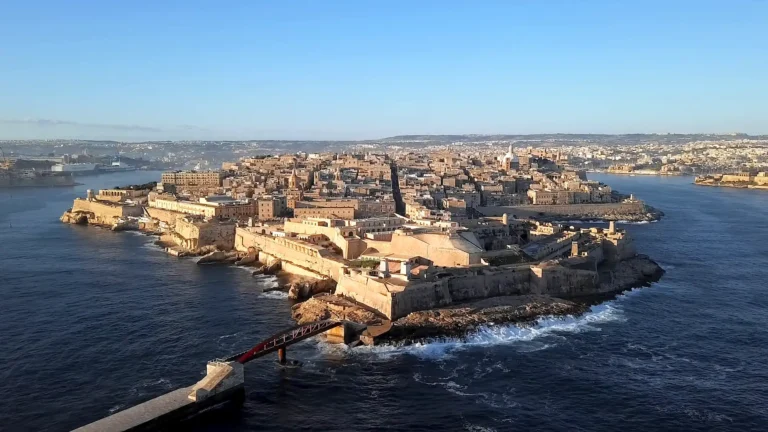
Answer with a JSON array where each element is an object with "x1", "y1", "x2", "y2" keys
[{"x1": 378, "y1": 133, "x2": 765, "y2": 144}]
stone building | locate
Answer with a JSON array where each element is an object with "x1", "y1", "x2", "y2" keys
[
  {"x1": 173, "y1": 216, "x2": 236, "y2": 250},
  {"x1": 161, "y1": 171, "x2": 223, "y2": 188}
]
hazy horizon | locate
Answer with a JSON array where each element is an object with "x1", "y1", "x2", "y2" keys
[{"x1": 1, "y1": 128, "x2": 766, "y2": 144}]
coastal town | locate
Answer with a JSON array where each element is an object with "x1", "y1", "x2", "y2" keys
[
  {"x1": 5, "y1": 133, "x2": 768, "y2": 189},
  {"x1": 61, "y1": 146, "x2": 664, "y2": 344}
]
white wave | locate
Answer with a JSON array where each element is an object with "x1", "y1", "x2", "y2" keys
[
  {"x1": 141, "y1": 377, "x2": 172, "y2": 388},
  {"x1": 261, "y1": 290, "x2": 289, "y2": 299},
  {"x1": 553, "y1": 219, "x2": 658, "y2": 225},
  {"x1": 108, "y1": 404, "x2": 125, "y2": 414},
  {"x1": 139, "y1": 241, "x2": 164, "y2": 253},
  {"x1": 232, "y1": 265, "x2": 263, "y2": 275},
  {"x1": 256, "y1": 276, "x2": 280, "y2": 290},
  {"x1": 464, "y1": 424, "x2": 497, "y2": 432},
  {"x1": 414, "y1": 372, "x2": 519, "y2": 410},
  {"x1": 315, "y1": 300, "x2": 628, "y2": 361},
  {"x1": 659, "y1": 263, "x2": 675, "y2": 270}
]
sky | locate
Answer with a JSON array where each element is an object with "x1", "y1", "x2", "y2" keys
[{"x1": 1, "y1": 1, "x2": 767, "y2": 141}]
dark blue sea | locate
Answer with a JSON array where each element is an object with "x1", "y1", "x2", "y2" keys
[{"x1": 1, "y1": 172, "x2": 767, "y2": 431}]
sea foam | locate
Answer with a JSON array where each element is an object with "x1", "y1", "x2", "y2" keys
[{"x1": 316, "y1": 297, "x2": 633, "y2": 360}]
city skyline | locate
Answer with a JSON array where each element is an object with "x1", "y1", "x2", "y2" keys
[{"x1": 2, "y1": 0, "x2": 767, "y2": 140}]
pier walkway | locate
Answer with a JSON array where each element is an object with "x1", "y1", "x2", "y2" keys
[{"x1": 75, "y1": 320, "x2": 342, "y2": 431}]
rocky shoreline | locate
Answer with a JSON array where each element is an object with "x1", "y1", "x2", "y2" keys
[
  {"x1": 59, "y1": 199, "x2": 665, "y2": 345},
  {"x1": 540, "y1": 206, "x2": 664, "y2": 223},
  {"x1": 292, "y1": 255, "x2": 665, "y2": 345},
  {"x1": 694, "y1": 181, "x2": 768, "y2": 190}
]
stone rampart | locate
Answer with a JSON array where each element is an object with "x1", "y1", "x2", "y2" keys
[
  {"x1": 236, "y1": 228, "x2": 347, "y2": 280},
  {"x1": 145, "y1": 207, "x2": 184, "y2": 228},
  {"x1": 478, "y1": 202, "x2": 648, "y2": 219},
  {"x1": 70, "y1": 199, "x2": 143, "y2": 225},
  {"x1": 334, "y1": 272, "x2": 395, "y2": 318},
  {"x1": 336, "y1": 259, "x2": 612, "y2": 320},
  {"x1": 529, "y1": 265, "x2": 599, "y2": 297},
  {"x1": 175, "y1": 219, "x2": 235, "y2": 250}
]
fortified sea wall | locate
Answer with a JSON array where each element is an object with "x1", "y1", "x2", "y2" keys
[
  {"x1": 337, "y1": 262, "x2": 599, "y2": 320},
  {"x1": 68, "y1": 199, "x2": 144, "y2": 225},
  {"x1": 478, "y1": 202, "x2": 648, "y2": 219},
  {"x1": 235, "y1": 228, "x2": 347, "y2": 280},
  {"x1": 145, "y1": 207, "x2": 184, "y2": 228}
]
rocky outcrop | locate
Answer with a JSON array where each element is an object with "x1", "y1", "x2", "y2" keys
[
  {"x1": 287, "y1": 279, "x2": 337, "y2": 301},
  {"x1": 598, "y1": 254, "x2": 664, "y2": 293},
  {"x1": 383, "y1": 295, "x2": 587, "y2": 342},
  {"x1": 291, "y1": 295, "x2": 385, "y2": 326},
  {"x1": 262, "y1": 259, "x2": 282, "y2": 275},
  {"x1": 235, "y1": 254, "x2": 258, "y2": 266},
  {"x1": 197, "y1": 251, "x2": 239, "y2": 265},
  {"x1": 60, "y1": 210, "x2": 90, "y2": 225},
  {"x1": 111, "y1": 219, "x2": 139, "y2": 231},
  {"x1": 292, "y1": 294, "x2": 588, "y2": 344}
]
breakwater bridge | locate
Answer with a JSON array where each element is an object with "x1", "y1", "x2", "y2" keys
[{"x1": 75, "y1": 320, "x2": 345, "y2": 431}]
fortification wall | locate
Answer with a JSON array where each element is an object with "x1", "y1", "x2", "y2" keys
[
  {"x1": 335, "y1": 274, "x2": 394, "y2": 318},
  {"x1": 236, "y1": 228, "x2": 346, "y2": 280},
  {"x1": 280, "y1": 261, "x2": 324, "y2": 280},
  {"x1": 175, "y1": 219, "x2": 235, "y2": 250},
  {"x1": 530, "y1": 265, "x2": 598, "y2": 297},
  {"x1": 389, "y1": 268, "x2": 532, "y2": 319},
  {"x1": 479, "y1": 202, "x2": 647, "y2": 218},
  {"x1": 145, "y1": 207, "x2": 184, "y2": 228},
  {"x1": 337, "y1": 262, "x2": 605, "y2": 319},
  {"x1": 71, "y1": 199, "x2": 143, "y2": 225}
]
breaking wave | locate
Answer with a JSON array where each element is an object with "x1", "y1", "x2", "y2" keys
[
  {"x1": 316, "y1": 291, "x2": 649, "y2": 360},
  {"x1": 261, "y1": 290, "x2": 289, "y2": 299},
  {"x1": 553, "y1": 219, "x2": 658, "y2": 225}
]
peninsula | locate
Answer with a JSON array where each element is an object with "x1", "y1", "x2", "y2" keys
[
  {"x1": 61, "y1": 146, "x2": 664, "y2": 344},
  {"x1": 694, "y1": 171, "x2": 768, "y2": 190}
]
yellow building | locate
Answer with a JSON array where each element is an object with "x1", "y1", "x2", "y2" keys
[{"x1": 161, "y1": 171, "x2": 223, "y2": 187}]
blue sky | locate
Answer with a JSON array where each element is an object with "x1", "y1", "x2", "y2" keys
[{"x1": 1, "y1": 1, "x2": 766, "y2": 140}]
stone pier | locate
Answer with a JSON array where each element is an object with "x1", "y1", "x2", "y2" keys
[{"x1": 75, "y1": 361, "x2": 244, "y2": 431}]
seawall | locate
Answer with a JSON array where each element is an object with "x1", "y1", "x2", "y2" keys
[
  {"x1": 61, "y1": 199, "x2": 144, "y2": 226},
  {"x1": 235, "y1": 227, "x2": 347, "y2": 280},
  {"x1": 477, "y1": 202, "x2": 656, "y2": 221},
  {"x1": 335, "y1": 252, "x2": 660, "y2": 321},
  {"x1": 336, "y1": 261, "x2": 604, "y2": 320}
]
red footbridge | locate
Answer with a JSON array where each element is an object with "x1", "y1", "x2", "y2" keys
[
  {"x1": 224, "y1": 319, "x2": 342, "y2": 365},
  {"x1": 76, "y1": 320, "x2": 346, "y2": 431}
]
